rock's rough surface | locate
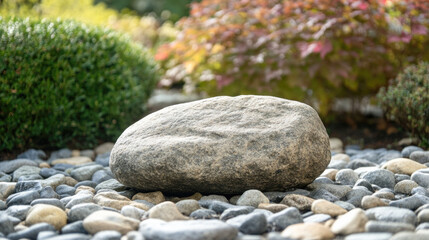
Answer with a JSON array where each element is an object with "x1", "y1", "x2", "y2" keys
[{"x1": 110, "y1": 96, "x2": 330, "y2": 194}]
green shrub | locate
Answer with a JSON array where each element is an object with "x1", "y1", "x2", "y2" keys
[
  {"x1": 377, "y1": 62, "x2": 429, "y2": 146},
  {"x1": 0, "y1": 17, "x2": 158, "y2": 151},
  {"x1": 157, "y1": 0, "x2": 429, "y2": 115}
]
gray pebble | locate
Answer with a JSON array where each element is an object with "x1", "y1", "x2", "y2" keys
[
  {"x1": 390, "y1": 231, "x2": 429, "y2": 240},
  {"x1": 67, "y1": 203, "x2": 102, "y2": 222},
  {"x1": 61, "y1": 221, "x2": 87, "y2": 234},
  {"x1": 201, "y1": 194, "x2": 229, "y2": 203},
  {"x1": 344, "y1": 233, "x2": 392, "y2": 240},
  {"x1": 365, "y1": 220, "x2": 415, "y2": 233},
  {"x1": 411, "y1": 169, "x2": 429, "y2": 188},
  {"x1": 70, "y1": 165, "x2": 104, "y2": 182},
  {"x1": 412, "y1": 187, "x2": 429, "y2": 197},
  {"x1": 0, "y1": 200, "x2": 6, "y2": 210},
  {"x1": 48, "y1": 148, "x2": 72, "y2": 162},
  {"x1": 126, "y1": 231, "x2": 144, "y2": 240},
  {"x1": 6, "y1": 190, "x2": 40, "y2": 206},
  {"x1": 40, "y1": 186, "x2": 60, "y2": 199},
  {"x1": 378, "y1": 150, "x2": 401, "y2": 164},
  {"x1": 0, "y1": 159, "x2": 38, "y2": 174},
  {"x1": 7, "y1": 223, "x2": 55, "y2": 240},
  {"x1": 15, "y1": 181, "x2": 43, "y2": 193},
  {"x1": 0, "y1": 213, "x2": 14, "y2": 236},
  {"x1": 410, "y1": 151, "x2": 429, "y2": 164},
  {"x1": 313, "y1": 177, "x2": 334, "y2": 184},
  {"x1": 226, "y1": 212, "x2": 267, "y2": 235},
  {"x1": 207, "y1": 200, "x2": 236, "y2": 214},
  {"x1": 95, "y1": 152, "x2": 110, "y2": 167},
  {"x1": 190, "y1": 209, "x2": 217, "y2": 219},
  {"x1": 303, "y1": 213, "x2": 331, "y2": 223},
  {"x1": 354, "y1": 179, "x2": 374, "y2": 192},
  {"x1": 55, "y1": 184, "x2": 75, "y2": 196},
  {"x1": 37, "y1": 231, "x2": 57, "y2": 240},
  {"x1": 346, "y1": 186, "x2": 373, "y2": 207},
  {"x1": 220, "y1": 206, "x2": 255, "y2": 221},
  {"x1": 362, "y1": 169, "x2": 396, "y2": 189},
  {"x1": 92, "y1": 230, "x2": 121, "y2": 240},
  {"x1": 334, "y1": 201, "x2": 356, "y2": 211},
  {"x1": 416, "y1": 222, "x2": 429, "y2": 231},
  {"x1": 395, "y1": 174, "x2": 411, "y2": 183},
  {"x1": 4, "y1": 205, "x2": 31, "y2": 221},
  {"x1": 94, "y1": 179, "x2": 127, "y2": 192},
  {"x1": 17, "y1": 149, "x2": 46, "y2": 160},
  {"x1": 263, "y1": 192, "x2": 288, "y2": 203},
  {"x1": 40, "y1": 168, "x2": 64, "y2": 178},
  {"x1": 346, "y1": 159, "x2": 377, "y2": 169},
  {"x1": 0, "y1": 172, "x2": 12, "y2": 182},
  {"x1": 91, "y1": 169, "x2": 113, "y2": 184},
  {"x1": 121, "y1": 205, "x2": 146, "y2": 220},
  {"x1": 336, "y1": 169, "x2": 359, "y2": 185},
  {"x1": 52, "y1": 164, "x2": 74, "y2": 172},
  {"x1": 18, "y1": 174, "x2": 43, "y2": 181},
  {"x1": 74, "y1": 181, "x2": 97, "y2": 189},
  {"x1": 13, "y1": 165, "x2": 41, "y2": 181},
  {"x1": 267, "y1": 207, "x2": 303, "y2": 231},
  {"x1": 43, "y1": 233, "x2": 91, "y2": 240},
  {"x1": 365, "y1": 206, "x2": 416, "y2": 224},
  {"x1": 31, "y1": 198, "x2": 65, "y2": 210},
  {"x1": 390, "y1": 194, "x2": 429, "y2": 210},
  {"x1": 309, "y1": 183, "x2": 351, "y2": 199},
  {"x1": 401, "y1": 146, "x2": 424, "y2": 158},
  {"x1": 310, "y1": 189, "x2": 339, "y2": 202}
]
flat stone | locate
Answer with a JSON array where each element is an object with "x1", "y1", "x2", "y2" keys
[
  {"x1": 311, "y1": 199, "x2": 347, "y2": 217},
  {"x1": 68, "y1": 203, "x2": 103, "y2": 222},
  {"x1": 0, "y1": 159, "x2": 38, "y2": 173},
  {"x1": 281, "y1": 222, "x2": 335, "y2": 240},
  {"x1": 303, "y1": 214, "x2": 331, "y2": 223},
  {"x1": 226, "y1": 212, "x2": 267, "y2": 235},
  {"x1": 220, "y1": 206, "x2": 255, "y2": 221},
  {"x1": 83, "y1": 210, "x2": 139, "y2": 235},
  {"x1": 132, "y1": 191, "x2": 165, "y2": 204},
  {"x1": 110, "y1": 96, "x2": 331, "y2": 194},
  {"x1": 280, "y1": 194, "x2": 314, "y2": 211},
  {"x1": 331, "y1": 208, "x2": 368, "y2": 235},
  {"x1": 365, "y1": 206, "x2": 416, "y2": 224},
  {"x1": 6, "y1": 190, "x2": 40, "y2": 206},
  {"x1": 51, "y1": 157, "x2": 92, "y2": 166},
  {"x1": 236, "y1": 189, "x2": 269, "y2": 208},
  {"x1": 148, "y1": 201, "x2": 188, "y2": 221},
  {"x1": 382, "y1": 158, "x2": 426, "y2": 175},
  {"x1": 140, "y1": 219, "x2": 238, "y2": 240},
  {"x1": 267, "y1": 207, "x2": 303, "y2": 231},
  {"x1": 362, "y1": 169, "x2": 396, "y2": 189},
  {"x1": 365, "y1": 220, "x2": 415, "y2": 233},
  {"x1": 25, "y1": 204, "x2": 67, "y2": 230},
  {"x1": 94, "y1": 192, "x2": 149, "y2": 211},
  {"x1": 175, "y1": 199, "x2": 201, "y2": 216},
  {"x1": 258, "y1": 203, "x2": 288, "y2": 213}
]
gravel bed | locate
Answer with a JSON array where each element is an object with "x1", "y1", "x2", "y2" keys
[{"x1": 0, "y1": 143, "x2": 429, "y2": 240}]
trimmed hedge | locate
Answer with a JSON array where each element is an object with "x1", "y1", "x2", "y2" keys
[
  {"x1": 377, "y1": 62, "x2": 429, "y2": 147},
  {"x1": 0, "y1": 17, "x2": 158, "y2": 151}
]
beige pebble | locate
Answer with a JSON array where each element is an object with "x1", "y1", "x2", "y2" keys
[
  {"x1": 320, "y1": 169, "x2": 338, "y2": 181},
  {"x1": 361, "y1": 196, "x2": 388, "y2": 210},
  {"x1": 175, "y1": 199, "x2": 201, "y2": 216},
  {"x1": 372, "y1": 191, "x2": 395, "y2": 200},
  {"x1": 394, "y1": 180, "x2": 419, "y2": 195},
  {"x1": 26, "y1": 204, "x2": 67, "y2": 230},
  {"x1": 236, "y1": 189, "x2": 269, "y2": 208},
  {"x1": 148, "y1": 201, "x2": 188, "y2": 221},
  {"x1": 71, "y1": 150, "x2": 80, "y2": 157},
  {"x1": 94, "y1": 192, "x2": 150, "y2": 211},
  {"x1": 330, "y1": 138, "x2": 343, "y2": 153},
  {"x1": 331, "y1": 153, "x2": 350, "y2": 162},
  {"x1": 0, "y1": 182, "x2": 16, "y2": 201},
  {"x1": 281, "y1": 194, "x2": 315, "y2": 211},
  {"x1": 331, "y1": 208, "x2": 368, "y2": 235},
  {"x1": 75, "y1": 186, "x2": 95, "y2": 194},
  {"x1": 381, "y1": 158, "x2": 426, "y2": 175},
  {"x1": 64, "y1": 176, "x2": 78, "y2": 186},
  {"x1": 95, "y1": 142, "x2": 115, "y2": 155},
  {"x1": 258, "y1": 203, "x2": 289, "y2": 213},
  {"x1": 83, "y1": 210, "x2": 139, "y2": 235},
  {"x1": 132, "y1": 191, "x2": 165, "y2": 205},
  {"x1": 282, "y1": 222, "x2": 335, "y2": 240},
  {"x1": 51, "y1": 156, "x2": 92, "y2": 166},
  {"x1": 311, "y1": 199, "x2": 347, "y2": 217},
  {"x1": 39, "y1": 162, "x2": 50, "y2": 168}
]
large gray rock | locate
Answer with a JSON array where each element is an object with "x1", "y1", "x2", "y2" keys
[{"x1": 110, "y1": 96, "x2": 330, "y2": 194}]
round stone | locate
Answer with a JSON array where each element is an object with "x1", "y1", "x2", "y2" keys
[
  {"x1": 362, "y1": 169, "x2": 396, "y2": 189},
  {"x1": 175, "y1": 199, "x2": 201, "y2": 216},
  {"x1": 335, "y1": 169, "x2": 359, "y2": 185},
  {"x1": 83, "y1": 210, "x2": 139, "y2": 235},
  {"x1": 148, "y1": 201, "x2": 188, "y2": 221},
  {"x1": 394, "y1": 180, "x2": 419, "y2": 195},
  {"x1": 110, "y1": 96, "x2": 331, "y2": 194},
  {"x1": 382, "y1": 158, "x2": 426, "y2": 175},
  {"x1": 410, "y1": 151, "x2": 429, "y2": 164},
  {"x1": 331, "y1": 208, "x2": 368, "y2": 235},
  {"x1": 361, "y1": 196, "x2": 388, "y2": 210},
  {"x1": 25, "y1": 204, "x2": 67, "y2": 230},
  {"x1": 236, "y1": 190, "x2": 269, "y2": 208},
  {"x1": 311, "y1": 199, "x2": 347, "y2": 217}
]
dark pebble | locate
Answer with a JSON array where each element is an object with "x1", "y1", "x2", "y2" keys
[
  {"x1": 389, "y1": 194, "x2": 429, "y2": 210},
  {"x1": 55, "y1": 184, "x2": 75, "y2": 196},
  {"x1": 362, "y1": 169, "x2": 395, "y2": 189},
  {"x1": 310, "y1": 189, "x2": 339, "y2": 202},
  {"x1": 346, "y1": 159, "x2": 377, "y2": 169},
  {"x1": 7, "y1": 190, "x2": 40, "y2": 206},
  {"x1": 220, "y1": 206, "x2": 255, "y2": 221},
  {"x1": 61, "y1": 221, "x2": 88, "y2": 234},
  {"x1": 40, "y1": 186, "x2": 60, "y2": 199},
  {"x1": 91, "y1": 169, "x2": 114, "y2": 184},
  {"x1": 75, "y1": 181, "x2": 98, "y2": 189},
  {"x1": 15, "y1": 181, "x2": 43, "y2": 193},
  {"x1": 17, "y1": 149, "x2": 46, "y2": 160},
  {"x1": 206, "y1": 200, "x2": 236, "y2": 214},
  {"x1": 267, "y1": 207, "x2": 303, "y2": 231},
  {"x1": 40, "y1": 168, "x2": 65, "y2": 178},
  {"x1": 190, "y1": 209, "x2": 217, "y2": 219},
  {"x1": 226, "y1": 212, "x2": 267, "y2": 235}
]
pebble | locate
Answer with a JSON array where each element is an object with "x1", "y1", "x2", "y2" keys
[
  {"x1": 365, "y1": 206, "x2": 416, "y2": 224},
  {"x1": 410, "y1": 151, "x2": 429, "y2": 164},
  {"x1": 91, "y1": 169, "x2": 113, "y2": 184},
  {"x1": 281, "y1": 222, "x2": 335, "y2": 240},
  {"x1": 346, "y1": 159, "x2": 377, "y2": 169},
  {"x1": 207, "y1": 201, "x2": 236, "y2": 214},
  {"x1": 132, "y1": 191, "x2": 165, "y2": 204},
  {"x1": 83, "y1": 210, "x2": 139, "y2": 235},
  {"x1": 39, "y1": 168, "x2": 63, "y2": 178},
  {"x1": 4, "y1": 205, "x2": 31, "y2": 220},
  {"x1": 390, "y1": 194, "x2": 429, "y2": 210},
  {"x1": 61, "y1": 221, "x2": 88, "y2": 234},
  {"x1": 190, "y1": 209, "x2": 217, "y2": 219},
  {"x1": 395, "y1": 173, "x2": 411, "y2": 183},
  {"x1": 319, "y1": 169, "x2": 338, "y2": 181},
  {"x1": 335, "y1": 169, "x2": 359, "y2": 185},
  {"x1": 280, "y1": 194, "x2": 314, "y2": 211},
  {"x1": 365, "y1": 220, "x2": 415, "y2": 233},
  {"x1": 31, "y1": 198, "x2": 65, "y2": 210},
  {"x1": 361, "y1": 169, "x2": 396, "y2": 189},
  {"x1": 310, "y1": 188, "x2": 339, "y2": 202},
  {"x1": 51, "y1": 156, "x2": 92, "y2": 166},
  {"x1": 334, "y1": 201, "x2": 356, "y2": 211},
  {"x1": 382, "y1": 158, "x2": 426, "y2": 175},
  {"x1": 140, "y1": 219, "x2": 238, "y2": 240},
  {"x1": 70, "y1": 164, "x2": 104, "y2": 182},
  {"x1": 257, "y1": 203, "x2": 288, "y2": 213},
  {"x1": 67, "y1": 203, "x2": 103, "y2": 222},
  {"x1": 92, "y1": 230, "x2": 121, "y2": 240},
  {"x1": 361, "y1": 196, "x2": 388, "y2": 209},
  {"x1": 411, "y1": 168, "x2": 429, "y2": 188},
  {"x1": 0, "y1": 159, "x2": 38, "y2": 174},
  {"x1": 13, "y1": 165, "x2": 41, "y2": 181},
  {"x1": 331, "y1": 208, "x2": 368, "y2": 235},
  {"x1": 0, "y1": 213, "x2": 14, "y2": 236},
  {"x1": 401, "y1": 146, "x2": 424, "y2": 158},
  {"x1": 7, "y1": 190, "x2": 40, "y2": 206},
  {"x1": 312, "y1": 199, "x2": 347, "y2": 217},
  {"x1": 7, "y1": 223, "x2": 55, "y2": 240},
  {"x1": 303, "y1": 213, "x2": 332, "y2": 223},
  {"x1": 0, "y1": 182, "x2": 16, "y2": 200},
  {"x1": 267, "y1": 207, "x2": 303, "y2": 231},
  {"x1": 64, "y1": 192, "x2": 94, "y2": 209},
  {"x1": 354, "y1": 179, "x2": 374, "y2": 192},
  {"x1": 17, "y1": 149, "x2": 46, "y2": 160},
  {"x1": 56, "y1": 184, "x2": 76, "y2": 196},
  {"x1": 148, "y1": 201, "x2": 188, "y2": 221},
  {"x1": 394, "y1": 180, "x2": 419, "y2": 195},
  {"x1": 95, "y1": 142, "x2": 114, "y2": 155},
  {"x1": 26, "y1": 204, "x2": 67, "y2": 230},
  {"x1": 226, "y1": 212, "x2": 267, "y2": 235},
  {"x1": 93, "y1": 191, "x2": 148, "y2": 211},
  {"x1": 236, "y1": 189, "x2": 269, "y2": 208},
  {"x1": 43, "y1": 233, "x2": 92, "y2": 240},
  {"x1": 94, "y1": 179, "x2": 127, "y2": 192},
  {"x1": 126, "y1": 231, "x2": 145, "y2": 240},
  {"x1": 344, "y1": 232, "x2": 392, "y2": 240},
  {"x1": 200, "y1": 194, "x2": 229, "y2": 203},
  {"x1": 390, "y1": 231, "x2": 429, "y2": 240},
  {"x1": 418, "y1": 209, "x2": 429, "y2": 224},
  {"x1": 95, "y1": 152, "x2": 110, "y2": 167}
]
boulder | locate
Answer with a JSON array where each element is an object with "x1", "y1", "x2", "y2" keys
[{"x1": 110, "y1": 95, "x2": 330, "y2": 194}]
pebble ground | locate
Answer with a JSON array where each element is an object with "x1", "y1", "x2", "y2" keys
[{"x1": 1, "y1": 141, "x2": 429, "y2": 240}]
